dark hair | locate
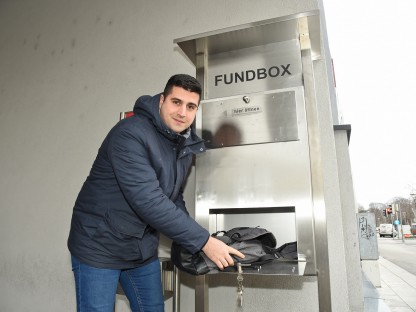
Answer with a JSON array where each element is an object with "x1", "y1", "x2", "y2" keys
[{"x1": 163, "y1": 74, "x2": 202, "y2": 100}]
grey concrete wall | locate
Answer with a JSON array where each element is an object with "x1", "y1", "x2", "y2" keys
[
  {"x1": 335, "y1": 130, "x2": 365, "y2": 311},
  {"x1": 0, "y1": 0, "x2": 361, "y2": 311}
]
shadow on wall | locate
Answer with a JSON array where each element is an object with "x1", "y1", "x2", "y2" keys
[{"x1": 203, "y1": 122, "x2": 242, "y2": 149}]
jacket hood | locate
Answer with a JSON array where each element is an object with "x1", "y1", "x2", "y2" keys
[{"x1": 133, "y1": 93, "x2": 164, "y2": 130}]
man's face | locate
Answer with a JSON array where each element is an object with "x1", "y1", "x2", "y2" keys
[{"x1": 159, "y1": 86, "x2": 200, "y2": 134}]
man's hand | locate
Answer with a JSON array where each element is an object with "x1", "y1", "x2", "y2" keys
[{"x1": 202, "y1": 236, "x2": 245, "y2": 270}]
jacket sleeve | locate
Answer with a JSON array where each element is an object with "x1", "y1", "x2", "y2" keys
[
  {"x1": 173, "y1": 188, "x2": 189, "y2": 215},
  {"x1": 107, "y1": 126, "x2": 209, "y2": 254}
]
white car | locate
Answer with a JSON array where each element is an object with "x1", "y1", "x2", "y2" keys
[{"x1": 379, "y1": 223, "x2": 397, "y2": 237}]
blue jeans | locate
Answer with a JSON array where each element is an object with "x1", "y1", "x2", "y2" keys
[{"x1": 71, "y1": 256, "x2": 164, "y2": 312}]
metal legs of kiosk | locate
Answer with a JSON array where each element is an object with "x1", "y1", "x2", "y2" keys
[{"x1": 174, "y1": 11, "x2": 331, "y2": 312}]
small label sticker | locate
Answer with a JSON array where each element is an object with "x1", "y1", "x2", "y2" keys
[{"x1": 231, "y1": 106, "x2": 262, "y2": 116}]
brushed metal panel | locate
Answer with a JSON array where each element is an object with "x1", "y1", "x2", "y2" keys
[
  {"x1": 301, "y1": 40, "x2": 331, "y2": 308},
  {"x1": 195, "y1": 142, "x2": 310, "y2": 209},
  {"x1": 196, "y1": 88, "x2": 308, "y2": 211},
  {"x1": 201, "y1": 90, "x2": 298, "y2": 148},
  {"x1": 207, "y1": 40, "x2": 302, "y2": 98},
  {"x1": 174, "y1": 11, "x2": 321, "y2": 65}
]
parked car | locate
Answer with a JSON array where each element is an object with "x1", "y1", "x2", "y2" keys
[{"x1": 379, "y1": 223, "x2": 397, "y2": 237}]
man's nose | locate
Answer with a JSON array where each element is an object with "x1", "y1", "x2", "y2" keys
[{"x1": 177, "y1": 104, "x2": 187, "y2": 117}]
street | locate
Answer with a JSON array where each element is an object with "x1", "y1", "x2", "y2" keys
[{"x1": 377, "y1": 236, "x2": 416, "y2": 275}]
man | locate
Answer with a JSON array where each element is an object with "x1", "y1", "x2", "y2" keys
[{"x1": 68, "y1": 74, "x2": 244, "y2": 312}]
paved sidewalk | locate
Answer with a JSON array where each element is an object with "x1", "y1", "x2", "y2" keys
[{"x1": 364, "y1": 256, "x2": 416, "y2": 312}]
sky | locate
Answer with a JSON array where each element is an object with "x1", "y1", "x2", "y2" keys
[{"x1": 322, "y1": 0, "x2": 416, "y2": 207}]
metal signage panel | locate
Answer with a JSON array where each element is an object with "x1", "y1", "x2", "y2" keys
[
  {"x1": 207, "y1": 40, "x2": 302, "y2": 98},
  {"x1": 201, "y1": 90, "x2": 298, "y2": 148}
]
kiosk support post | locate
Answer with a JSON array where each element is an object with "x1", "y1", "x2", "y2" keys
[{"x1": 299, "y1": 16, "x2": 332, "y2": 312}]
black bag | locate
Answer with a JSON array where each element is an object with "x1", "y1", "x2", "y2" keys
[
  {"x1": 171, "y1": 226, "x2": 297, "y2": 275},
  {"x1": 275, "y1": 241, "x2": 298, "y2": 260}
]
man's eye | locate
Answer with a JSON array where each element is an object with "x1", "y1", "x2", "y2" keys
[{"x1": 187, "y1": 105, "x2": 197, "y2": 111}]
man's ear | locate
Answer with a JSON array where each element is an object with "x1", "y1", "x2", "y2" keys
[{"x1": 159, "y1": 94, "x2": 164, "y2": 109}]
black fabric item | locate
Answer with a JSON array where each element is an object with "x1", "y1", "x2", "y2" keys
[
  {"x1": 275, "y1": 241, "x2": 298, "y2": 260},
  {"x1": 170, "y1": 242, "x2": 209, "y2": 275},
  {"x1": 216, "y1": 227, "x2": 277, "y2": 248},
  {"x1": 170, "y1": 226, "x2": 298, "y2": 275}
]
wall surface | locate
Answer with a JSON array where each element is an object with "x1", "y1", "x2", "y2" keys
[{"x1": 0, "y1": 0, "x2": 360, "y2": 311}]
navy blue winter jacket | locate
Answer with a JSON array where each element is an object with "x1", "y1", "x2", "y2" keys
[{"x1": 68, "y1": 93, "x2": 209, "y2": 269}]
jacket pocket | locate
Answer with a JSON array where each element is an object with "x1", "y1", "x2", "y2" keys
[{"x1": 91, "y1": 209, "x2": 148, "y2": 261}]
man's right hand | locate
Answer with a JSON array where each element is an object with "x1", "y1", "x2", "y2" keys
[{"x1": 202, "y1": 236, "x2": 245, "y2": 270}]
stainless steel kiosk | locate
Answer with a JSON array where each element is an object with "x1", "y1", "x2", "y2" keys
[{"x1": 175, "y1": 10, "x2": 331, "y2": 312}]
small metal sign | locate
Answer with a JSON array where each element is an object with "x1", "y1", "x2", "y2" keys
[
  {"x1": 231, "y1": 106, "x2": 262, "y2": 116},
  {"x1": 201, "y1": 90, "x2": 299, "y2": 148}
]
